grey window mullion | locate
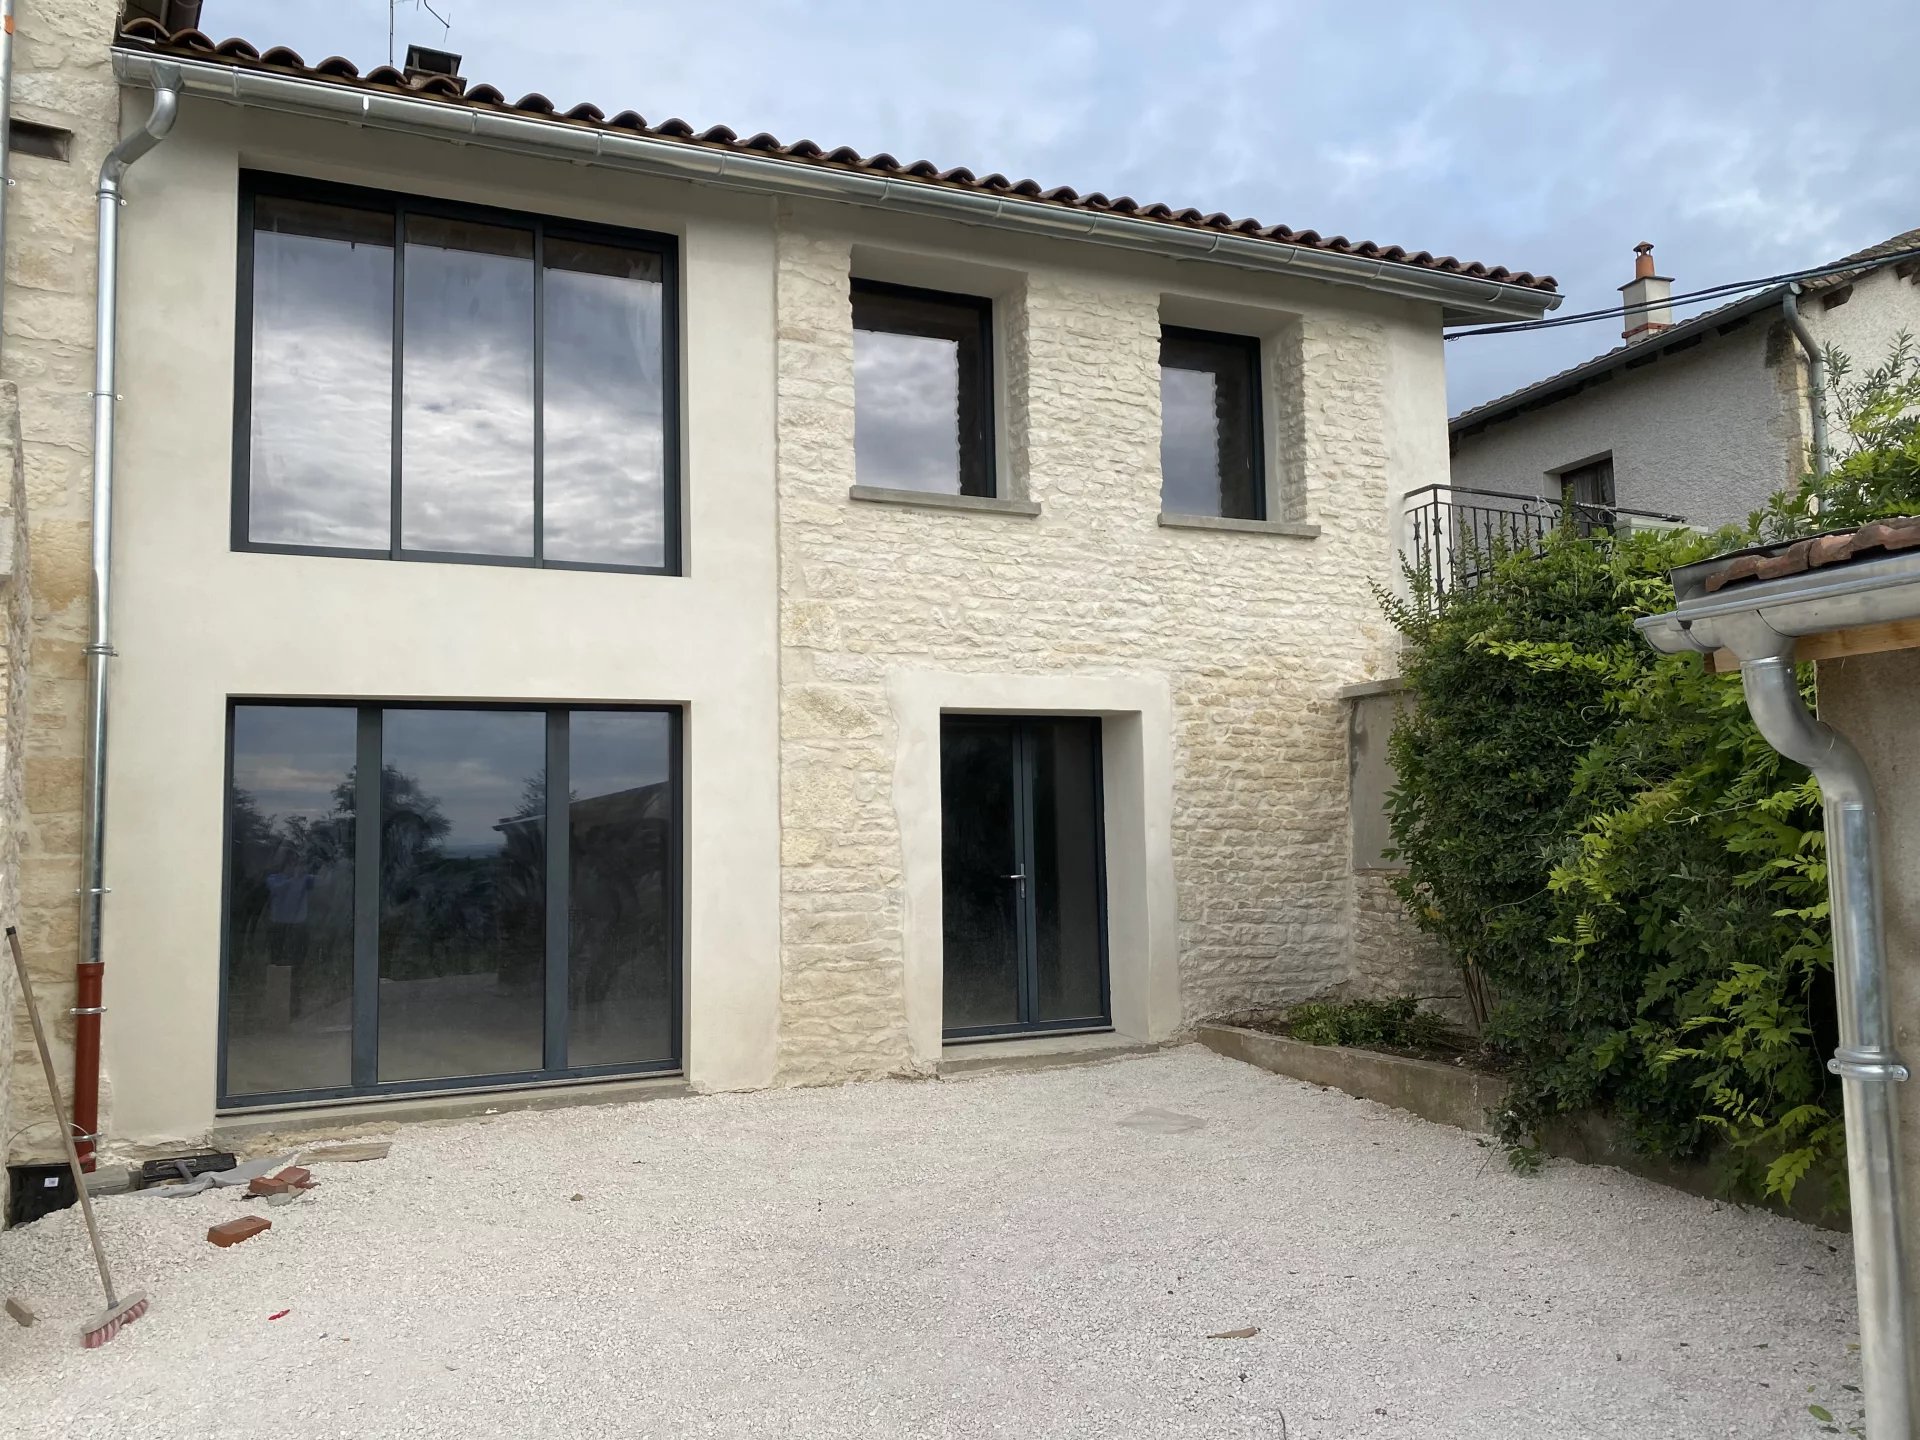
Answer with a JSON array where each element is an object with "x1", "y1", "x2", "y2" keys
[
  {"x1": 543, "y1": 709, "x2": 569, "y2": 1071},
  {"x1": 1013, "y1": 721, "x2": 1038, "y2": 1027},
  {"x1": 532, "y1": 223, "x2": 546, "y2": 565},
  {"x1": 389, "y1": 203, "x2": 406, "y2": 559},
  {"x1": 352, "y1": 707, "x2": 382, "y2": 1089}
]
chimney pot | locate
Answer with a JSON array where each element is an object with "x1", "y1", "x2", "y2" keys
[
  {"x1": 1620, "y1": 241, "x2": 1673, "y2": 343},
  {"x1": 403, "y1": 43, "x2": 465, "y2": 83}
]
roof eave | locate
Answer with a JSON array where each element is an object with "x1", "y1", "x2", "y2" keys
[
  {"x1": 113, "y1": 47, "x2": 1561, "y2": 325},
  {"x1": 1449, "y1": 285, "x2": 1787, "y2": 436}
]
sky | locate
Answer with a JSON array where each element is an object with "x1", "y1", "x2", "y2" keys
[{"x1": 207, "y1": 0, "x2": 1920, "y2": 415}]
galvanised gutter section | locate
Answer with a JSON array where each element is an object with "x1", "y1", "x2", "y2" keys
[
  {"x1": 1638, "y1": 552, "x2": 1920, "y2": 1440},
  {"x1": 108, "y1": 46, "x2": 1561, "y2": 327},
  {"x1": 75, "y1": 67, "x2": 183, "y2": 1169}
]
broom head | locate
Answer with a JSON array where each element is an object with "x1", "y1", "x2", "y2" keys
[{"x1": 80, "y1": 1289, "x2": 148, "y2": 1349}]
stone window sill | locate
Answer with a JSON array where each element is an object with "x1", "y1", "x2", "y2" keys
[
  {"x1": 849, "y1": 485, "x2": 1040, "y2": 517},
  {"x1": 1157, "y1": 512, "x2": 1321, "y2": 539}
]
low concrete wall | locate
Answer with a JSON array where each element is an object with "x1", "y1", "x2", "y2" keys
[
  {"x1": 1198, "y1": 1023, "x2": 1503, "y2": 1133},
  {"x1": 1198, "y1": 1022, "x2": 1843, "y2": 1229}
]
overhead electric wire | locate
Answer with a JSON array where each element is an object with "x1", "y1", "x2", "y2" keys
[{"x1": 1447, "y1": 244, "x2": 1920, "y2": 340}]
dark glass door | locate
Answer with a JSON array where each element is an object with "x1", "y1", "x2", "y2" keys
[{"x1": 941, "y1": 716, "x2": 1109, "y2": 1039}]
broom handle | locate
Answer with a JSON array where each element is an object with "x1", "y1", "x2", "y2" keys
[{"x1": 6, "y1": 926, "x2": 118, "y2": 1306}]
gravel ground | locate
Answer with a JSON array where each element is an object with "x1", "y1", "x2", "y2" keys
[{"x1": 0, "y1": 1046, "x2": 1862, "y2": 1439}]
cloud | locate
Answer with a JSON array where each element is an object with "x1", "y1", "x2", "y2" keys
[{"x1": 217, "y1": 0, "x2": 1920, "y2": 416}]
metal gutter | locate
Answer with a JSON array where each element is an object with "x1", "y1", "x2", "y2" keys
[
  {"x1": 1638, "y1": 552, "x2": 1920, "y2": 1440},
  {"x1": 109, "y1": 46, "x2": 1560, "y2": 326},
  {"x1": 74, "y1": 66, "x2": 182, "y2": 1170}
]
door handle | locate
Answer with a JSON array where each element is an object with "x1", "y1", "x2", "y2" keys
[{"x1": 1001, "y1": 869, "x2": 1027, "y2": 890}]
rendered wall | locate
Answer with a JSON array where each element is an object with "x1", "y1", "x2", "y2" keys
[
  {"x1": 1449, "y1": 319, "x2": 1797, "y2": 529},
  {"x1": 1818, "y1": 649, "x2": 1920, "y2": 1342},
  {"x1": 76, "y1": 99, "x2": 784, "y2": 1148}
]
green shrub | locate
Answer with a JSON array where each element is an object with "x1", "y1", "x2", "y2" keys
[
  {"x1": 1287, "y1": 995, "x2": 1459, "y2": 1052},
  {"x1": 1382, "y1": 525, "x2": 1837, "y2": 1202},
  {"x1": 1755, "y1": 333, "x2": 1920, "y2": 541},
  {"x1": 1379, "y1": 338, "x2": 1920, "y2": 1205}
]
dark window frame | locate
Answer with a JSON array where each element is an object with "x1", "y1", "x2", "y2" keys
[
  {"x1": 1558, "y1": 454, "x2": 1617, "y2": 537},
  {"x1": 850, "y1": 277, "x2": 997, "y2": 498},
  {"x1": 216, "y1": 698, "x2": 684, "y2": 1110},
  {"x1": 1158, "y1": 323, "x2": 1267, "y2": 522},
  {"x1": 938, "y1": 714, "x2": 1112, "y2": 1044},
  {"x1": 232, "y1": 171, "x2": 683, "y2": 576}
]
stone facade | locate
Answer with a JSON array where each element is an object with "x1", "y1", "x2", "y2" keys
[
  {"x1": 772, "y1": 210, "x2": 1412, "y2": 1082},
  {"x1": 0, "y1": 386, "x2": 28, "y2": 1161},
  {"x1": 1, "y1": 0, "x2": 122, "y2": 1166}
]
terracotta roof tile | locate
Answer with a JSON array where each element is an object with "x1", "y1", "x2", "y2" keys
[
  {"x1": 1701, "y1": 517, "x2": 1920, "y2": 594},
  {"x1": 114, "y1": 18, "x2": 1558, "y2": 294}
]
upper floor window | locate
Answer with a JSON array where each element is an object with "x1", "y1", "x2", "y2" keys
[
  {"x1": 851, "y1": 279, "x2": 994, "y2": 497},
  {"x1": 1558, "y1": 454, "x2": 1616, "y2": 536},
  {"x1": 236, "y1": 173, "x2": 680, "y2": 574},
  {"x1": 1159, "y1": 325, "x2": 1263, "y2": 520}
]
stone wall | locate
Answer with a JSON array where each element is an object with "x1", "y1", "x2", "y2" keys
[
  {"x1": 771, "y1": 209, "x2": 1415, "y2": 1082},
  {"x1": 0, "y1": 386, "x2": 29, "y2": 1168},
  {"x1": 2, "y1": 0, "x2": 122, "y2": 1163}
]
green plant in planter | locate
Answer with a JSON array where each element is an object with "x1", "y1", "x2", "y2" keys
[{"x1": 1288, "y1": 995, "x2": 1458, "y2": 1052}]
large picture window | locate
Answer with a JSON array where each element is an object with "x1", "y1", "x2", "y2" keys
[
  {"x1": 235, "y1": 173, "x2": 680, "y2": 573},
  {"x1": 222, "y1": 702, "x2": 680, "y2": 1106}
]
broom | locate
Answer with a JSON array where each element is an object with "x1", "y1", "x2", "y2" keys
[{"x1": 6, "y1": 926, "x2": 148, "y2": 1347}]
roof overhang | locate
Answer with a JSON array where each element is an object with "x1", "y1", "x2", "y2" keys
[
  {"x1": 1639, "y1": 547, "x2": 1920, "y2": 664},
  {"x1": 113, "y1": 47, "x2": 1561, "y2": 326},
  {"x1": 1450, "y1": 286, "x2": 1785, "y2": 438}
]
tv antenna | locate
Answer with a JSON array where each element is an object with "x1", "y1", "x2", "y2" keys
[{"x1": 389, "y1": 0, "x2": 454, "y2": 67}]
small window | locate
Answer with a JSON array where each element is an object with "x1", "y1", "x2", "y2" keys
[
  {"x1": 8, "y1": 119, "x2": 73, "y2": 163},
  {"x1": 236, "y1": 173, "x2": 679, "y2": 573},
  {"x1": 851, "y1": 279, "x2": 994, "y2": 497},
  {"x1": 1559, "y1": 455, "x2": 1616, "y2": 536},
  {"x1": 1159, "y1": 326, "x2": 1264, "y2": 520}
]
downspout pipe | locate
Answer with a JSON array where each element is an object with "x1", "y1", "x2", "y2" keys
[
  {"x1": 74, "y1": 70, "x2": 180, "y2": 1170},
  {"x1": 1740, "y1": 647, "x2": 1911, "y2": 1440},
  {"x1": 1783, "y1": 284, "x2": 1831, "y2": 477}
]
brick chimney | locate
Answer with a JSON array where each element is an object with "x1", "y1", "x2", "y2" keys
[{"x1": 1619, "y1": 242, "x2": 1673, "y2": 343}]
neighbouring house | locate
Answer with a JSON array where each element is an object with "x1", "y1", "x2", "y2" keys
[
  {"x1": 0, "y1": 1, "x2": 1560, "y2": 1167},
  {"x1": 1445, "y1": 232, "x2": 1920, "y2": 542}
]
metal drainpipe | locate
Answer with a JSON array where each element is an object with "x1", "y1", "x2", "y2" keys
[
  {"x1": 73, "y1": 73, "x2": 180, "y2": 1170},
  {"x1": 1741, "y1": 648, "x2": 1912, "y2": 1439},
  {"x1": 1783, "y1": 285, "x2": 1831, "y2": 478}
]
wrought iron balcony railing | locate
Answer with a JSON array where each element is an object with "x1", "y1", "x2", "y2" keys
[{"x1": 1402, "y1": 483, "x2": 1687, "y2": 599}]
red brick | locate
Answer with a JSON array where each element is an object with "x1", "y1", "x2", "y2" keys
[
  {"x1": 275, "y1": 1166, "x2": 316, "y2": 1190},
  {"x1": 207, "y1": 1217, "x2": 271, "y2": 1248},
  {"x1": 247, "y1": 1176, "x2": 290, "y2": 1197}
]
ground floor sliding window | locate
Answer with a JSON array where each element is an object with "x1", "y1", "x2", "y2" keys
[{"x1": 222, "y1": 703, "x2": 680, "y2": 1106}]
